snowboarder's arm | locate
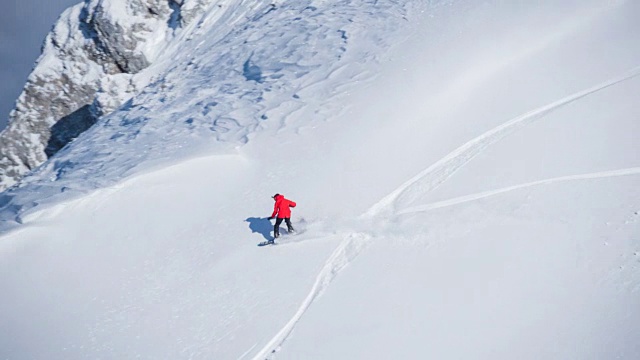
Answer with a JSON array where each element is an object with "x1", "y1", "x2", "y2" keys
[{"x1": 271, "y1": 200, "x2": 279, "y2": 218}]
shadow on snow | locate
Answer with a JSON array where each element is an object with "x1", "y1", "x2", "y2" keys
[{"x1": 245, "y1": 216, "x2": 273, "y2": 241}]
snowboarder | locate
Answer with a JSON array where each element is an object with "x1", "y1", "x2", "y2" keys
[{"x1": 269, "y1": 193, "x2": 296, "y2": 239}]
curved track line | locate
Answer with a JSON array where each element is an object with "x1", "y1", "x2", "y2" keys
[
  {"x1": 251, "y1": 233, "x2": 370, "y2": 360},
  {"x1": 250, "y1": 66, "x2": 640, "y2": 358},
  {"x1": 397, "y1": 167, "x2": 640, "y2": 215},
  {"x1": 238, "y1": 342, "x2": 259, "y2": 360},
  {"x1": 364, "y1": 66, "x2": 640, "y2": 218}
]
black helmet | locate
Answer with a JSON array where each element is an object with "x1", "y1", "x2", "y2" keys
[{"x1": 272, "y1": 193, "x2": 280, "y2": 199}]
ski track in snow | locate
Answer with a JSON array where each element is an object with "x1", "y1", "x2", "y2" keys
[
  {"x1": 238, "y1": 342, "x2": 259, "y2": 360},
  {"x1": 364, "y1": 65, "x2": 640, "y2": 217},
  {"x1": 2, "y1": 1, "x2": 638, "y2": 359},
  {"x1": 250, "y1": 65, "x2": 640, "y2": 359},
  {"x1": 398, "y1": 167, "x2": 640, "y2": 215},
  {"x1": 250, "y1": 233, "x2": 370, "y2": 360}
]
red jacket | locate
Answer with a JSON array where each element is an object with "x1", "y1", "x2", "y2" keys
[{"x1": 271, "y1": 194, "x2": 296, "y2": 219}]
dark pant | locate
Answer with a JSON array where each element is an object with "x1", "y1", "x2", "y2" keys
[{"x1": 274, "y1": 217, "x2": 294, "y2": 237}]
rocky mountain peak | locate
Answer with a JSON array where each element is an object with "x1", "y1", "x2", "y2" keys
[{"x1": 0, "y1": 0, "x2": 212, "y2": 191}]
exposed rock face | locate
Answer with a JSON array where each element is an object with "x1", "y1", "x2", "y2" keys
[{"x1": 0, "y1": 0, "x2": 212, "y2": 191}]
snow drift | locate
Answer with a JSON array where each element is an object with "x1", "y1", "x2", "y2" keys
[{"x1": 1, "y1": 0, "x2": 639, "y2": 359}]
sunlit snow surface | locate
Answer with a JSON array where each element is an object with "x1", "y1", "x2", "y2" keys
[
  {"x1": 0, "y1": 0, "x2": 413, "y2": 224},
  {"x1": 2, "y1": 0, "x2": 640, "y2": 359}
]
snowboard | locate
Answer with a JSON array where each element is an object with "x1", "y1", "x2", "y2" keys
[
  {"x1": 257, "y1": 229, "x2": 301, "y2": 247},
  {"x1": 257, "y1": 240, "x2": 277, "y2": 247},
  {"x1": 257, "y1": 218, "x2": 308, "y2": 247}
]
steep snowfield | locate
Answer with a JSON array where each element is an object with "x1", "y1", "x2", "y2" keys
[{"x1": 2, "y1": 0, "x2": 640, "y2": 359}]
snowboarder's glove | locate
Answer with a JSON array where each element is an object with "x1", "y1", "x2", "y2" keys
[{"x1": 268, "y1": 217, "x2": 274, "y2": 220}]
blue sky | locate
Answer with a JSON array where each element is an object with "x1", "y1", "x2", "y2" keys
[{"x1": 0, "y1": 0, "x2": 82, "y2": 130}]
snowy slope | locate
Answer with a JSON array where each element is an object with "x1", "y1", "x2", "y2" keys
[
  {"x1": 0, "y1": 0, "x2": 413, "y2": 226},
  {"x1": 2, "y1": 0, "x2": 640, "y2": 359},
  {"x1": 0, "y1": 0, "x2": 205, "y2": 190}
]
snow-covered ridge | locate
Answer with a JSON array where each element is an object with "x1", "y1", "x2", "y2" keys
[
  {"x1": 1, "y1": 0, "x2": 639, "y2": 358},
  {"x1": 0, "y1": 0, "x2": 215, "y2": 191},
  {"x1": 0, "y1": 0, "x2": 422, "y2": 229}
]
